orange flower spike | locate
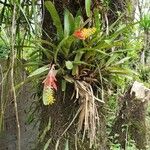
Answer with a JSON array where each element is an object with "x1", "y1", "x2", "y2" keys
[
  {"x1": 73, "y1": 29, "x2": 85, "y2": 40},
  {"x1": 42, "y1": 64, "x2": 58, "y2": 91},
  {"x1": 73, "y1": 27, "x2": 96, "y2": 40}
]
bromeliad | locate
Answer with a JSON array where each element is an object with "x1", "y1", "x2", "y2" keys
[
  {"x1": 73, "y1": 27, "x2": 96, "y2": 40},
  {"x1": 42, "y1": 64, "x2": 57, "y2": 105}
]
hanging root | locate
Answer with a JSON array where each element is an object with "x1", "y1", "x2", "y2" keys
[{"x1": 75, "y1": 80, "x2": 104, "y2": 148}]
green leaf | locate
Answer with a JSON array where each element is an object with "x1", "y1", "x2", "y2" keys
[
  {"x1": 61, "y1": 79, "x2": 66, "y2": 92},
  {"x1": 28, "y1": 65, "x2": 49, "y2": 78},
  {"x1": 96, "y1": 40, "x2": 123, "y2": 50},
  {"x1": 113, "y1": 57, "x2": 131, "y2": 66},
  {"x1": 109, "y1": 22, "x2": 138, "y2": 41},
  {"x1": 74, "y1": 52, "x2": 84, "y2": 61},
  {"x1": 72, "y1": 52, "x2": 84, "y2": 75},
  {"x1": 140, "y1": 14, "x2": 150, "y2": 30},
  {"x1": 54, "y1": 35, "x2": 76, "y2": 62},
  {"x1": 64, "y1": 139, "x2": 69, "y2": 150},
  {"x1": 17, "y1": 3, "x2": 32, "y2": 30},
  {"x1": 54, "y1": 37, "x2": 68, "y2": 64},
  {"x1": 65, "y1": 61, "x2": 73, "y2": 70},
  {"x1": 63, "y1": 75, "x2": 74, "y2": 83},
  {"x1": 104, "y1": 39, "x2": 112, "y2": 45},
  {"x1": 76, "y1": 48, "x2": 109, "y2": 56},
  {"x1": 75, "y1": 16, "x2": 83, "y2": 29},
  {"x1": 107, "y1": 67, "x2": 138, "y2": 76},
  {"x1": 34, "y1": 39, "x2": 57, "y2": 49},
  {"x1": 94, "y1": 8, "x2": 101, "y2": 31},
  {"x1": 62, "y1": 35, "x2": 76, "y2": 55},
  {"x1": 45, "y1": 1, "x2": 63, "y2": 40},
  {"x1": 85, "y1": 0, "x2": 91, "y2": 17},
  {"x1": 39, "y1": 118, "x2": 51, "y2": 142},
  {"x1": 73, "y1": 61, "x2": 94, "y2": 67},
  {"x1": 109, "y1": 13, "x2": 125, "y2": 31},
  {"x1": 44, "y1": 138, "x2": 52, "y2": 150},
  {"x1": 105, "y1": 54, "x2": 119, "y2": 67},
  {"x1": 64, "y1": 9, "x2": 75, "y2": 37}
]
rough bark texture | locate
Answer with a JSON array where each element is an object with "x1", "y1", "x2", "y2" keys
[
  {"x1": 38, "y1": 1, "x2": 82, "y2": 149},
  {"x1": 39, "y1": 0, "x2": 139, "y2": 149},
  {"x1": 110, "y1": 87, "x2": 148, "y2": 149},
  {"x1": 38, "y1": 1, "x2": 108, "y2": 149},
  {"x1": 0, "y1": 60, "x2": 39, "y2": 150},
  {"x1": 107, "y1": 0, "x2": 126, "y2": 23},
  {"x1": 37, "y1": 82, "x2": 77, "y2": 150}
]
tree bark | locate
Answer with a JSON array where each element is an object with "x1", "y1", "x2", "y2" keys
[
  {"x1": 38, "y1": 1, "x2": 84, "y2": 149},
  {"x1": 110, "y1": 82, "x2": 150, "y2": 149},
  {"x1": 38, "y1": 1, "x2": 108, "y2": 149},
  {"x1": 38, "y1": 0, "x2": 138, "y2": 149}
]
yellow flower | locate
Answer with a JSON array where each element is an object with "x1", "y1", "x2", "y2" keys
[
  {"x1": 42, "y1": 64, "x2": 57, "y2": 105},
  {"x1": 73, "y1": 27, "x2": 96, "y2": 40},
  {"x1": 43, "y1": 87, "x2": 55, "y2": 105}
]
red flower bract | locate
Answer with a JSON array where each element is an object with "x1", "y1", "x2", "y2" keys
[
  {"x1": 42, "y1": 64, "x2": 57, "y2": 90},
  {"x1": 73, "y1": 30, "x2": 85, "y2": 40}
]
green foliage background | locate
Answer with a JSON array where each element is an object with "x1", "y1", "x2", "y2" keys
[{"x1": 0, "y1": 0, "x2": 149, "y2": 149}]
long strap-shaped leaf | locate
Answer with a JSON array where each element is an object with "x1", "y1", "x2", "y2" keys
[
  {"x1": 85, "y1": 0, "x2": 91, "y2": 17},
  {"x1": 64, "y1": 9, "x2": 75, "y2": 37},
  {"x1": 45, "y1": 1, "x2": 63, "y2": 40}
]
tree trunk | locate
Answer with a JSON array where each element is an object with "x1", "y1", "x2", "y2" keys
[
  {"x1": 38, "y1": 1, "x2": 108, "y2": 149},
  {"x1": 0, "y1": 60, "x2": 39, "y2": 150},
  {"x1": 38, "y1": 0, "x2": 137, "y2": 149},
  {"x1": 110, "y1": 82, "x2": 150, "y2": 149}
]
